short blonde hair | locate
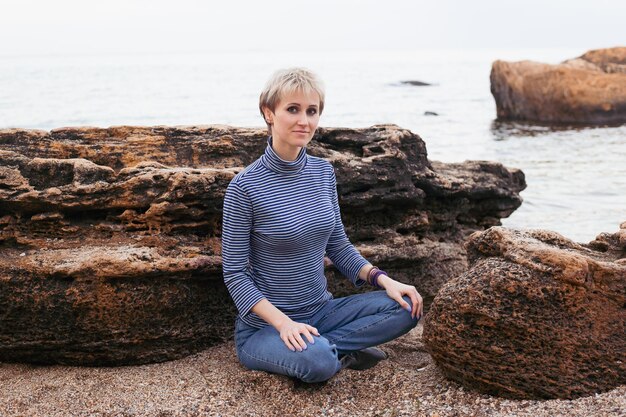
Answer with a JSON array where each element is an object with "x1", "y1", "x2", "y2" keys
[{"x1": 259, "y1": 67, "x2": 325, "y2": 133}]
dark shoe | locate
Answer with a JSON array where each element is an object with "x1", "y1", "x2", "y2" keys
[{"x1": 341, "y1": 347, "x2": 388, "y2": 371}]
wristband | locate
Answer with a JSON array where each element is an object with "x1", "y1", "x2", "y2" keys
[
  {"x1": 367, "y1": 266, "x2": 379, "y2": 284},
  {"x1": 367, "y1": 266, "x2": 386, "y2": 289},
  {"x1": 371, "y1": 269, "x2": 387, "y2": 289}
]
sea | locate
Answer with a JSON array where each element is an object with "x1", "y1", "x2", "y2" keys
[{"x1": 0, "y1": 48, "x2": 624, "y2": 243}]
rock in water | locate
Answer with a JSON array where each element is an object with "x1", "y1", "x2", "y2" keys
[
  {"x1": 490, "y1": 46, "x2": 626, "y2": 125},
  {"x1": 400, "y1": 80, "x2": 432, "y2": 86},
  {"x1": 423, "y1": 223, "x2": 626, "y2": 399},
  {"x1": 0, "y1": 124, "x2": 525, "y2": 365}
]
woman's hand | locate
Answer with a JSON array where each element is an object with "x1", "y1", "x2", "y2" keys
[
  {"x1": 378, "y1": 275, "x2": 423, "y2": 319},
  {"x1": 251, "y1": 299, "x2": 320, "y2": 351},
  {"x1": 276, "y1": 318, "x2": 320, "y2": 352}
]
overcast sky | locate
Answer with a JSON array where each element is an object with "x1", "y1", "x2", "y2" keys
[{"x1": 1, "y1": 0, "x2": 624, "y2": 56}]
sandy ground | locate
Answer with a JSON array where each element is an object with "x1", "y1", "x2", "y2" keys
[{"x1": 0, "y1": 324, "x2": 624, "y2": 417}]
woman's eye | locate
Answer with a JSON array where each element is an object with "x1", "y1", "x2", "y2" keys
[
  {"x1": 287, "y1": 106, "x2": 298, "y2": 113},
  {"x1": 307, "y1": 108, "x2": 318, "y2": 115}
]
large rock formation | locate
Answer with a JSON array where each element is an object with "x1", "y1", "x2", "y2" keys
[
  {"x1": 0, "y1": 124, "x2": 525, "y2": 365},
  {"x1": 490, "y1": 46, "x2": 626, "y2": 125},
  {"x1": 423, "y1": 223, "x2": 626, "y2": 399}
]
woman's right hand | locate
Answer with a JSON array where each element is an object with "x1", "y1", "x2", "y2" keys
[{"x1": 277, "y1": 318, "x2": 320, "y2": 352}]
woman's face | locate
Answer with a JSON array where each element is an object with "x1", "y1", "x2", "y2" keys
[{"x1": 264, "y1": 89, "x2": 321, "y2": 152}]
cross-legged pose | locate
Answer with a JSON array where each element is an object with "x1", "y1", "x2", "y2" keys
[{"x1": 222, "y1": 67, "x2": 423, "y2": 383}]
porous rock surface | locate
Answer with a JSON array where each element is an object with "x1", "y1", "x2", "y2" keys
[
  {"x1": 0, "y1": 124, "x2": 525, "y2": 365},
  {"x1": 490, "y1": 46, "x2": 626, "y2": 125},
  {"x1": 423, "y1": 223, "x2": 626, "y2": 399}
]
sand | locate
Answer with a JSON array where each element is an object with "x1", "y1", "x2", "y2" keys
[{"x1": 1, "y1": 324, "x2": 624, "y2": 417}]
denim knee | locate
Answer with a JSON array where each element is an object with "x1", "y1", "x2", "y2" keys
[
  {"x1": 296, "y1": 338, "x2": 341, "y2": 383},
  {"x1": 362, "y1": 292, "x2": 418, "y2": 334},
  {"x1": 394, "y1": 295, "x2": 420, "y2": 331}
]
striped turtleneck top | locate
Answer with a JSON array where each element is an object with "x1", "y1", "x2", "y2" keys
[{"x1": 222, "y1": 137, "x2": 370, "y2": 329}]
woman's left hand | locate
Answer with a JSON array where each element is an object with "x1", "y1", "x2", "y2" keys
[{"x1": 379, "y1": 276, "x2": 423, "y2": 319}]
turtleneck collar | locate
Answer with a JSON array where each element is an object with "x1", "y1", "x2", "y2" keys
[{"x1": 261, "y1": 136, "x2": 308, "y2": 176}]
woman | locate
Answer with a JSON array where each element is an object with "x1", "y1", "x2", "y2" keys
[{"x1": 222, "y1": 67, "x2": 423, "y2": 383}]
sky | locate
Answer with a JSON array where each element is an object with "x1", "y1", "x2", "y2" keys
[{"x1": 1, "y1": 0, "x2": 624, "y2": 56}]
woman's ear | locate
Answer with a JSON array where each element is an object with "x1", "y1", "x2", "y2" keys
[{"x1": 262, "y1": 107, "x2": 273, "y2": 124}]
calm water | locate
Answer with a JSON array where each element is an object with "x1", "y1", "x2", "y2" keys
[{"x1": 0, "y1": 49, "x2": 624, "y2": 242}]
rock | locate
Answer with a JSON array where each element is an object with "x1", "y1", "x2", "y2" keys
[
  {"x1": 0, "y1": 245, "x2": 232, "y2": 366},
  {"x1": 401, "y1": 80, "x2": 432, "y2": 86},
  {"x1": 0, "y1": 124, "x2": 525, "y2": 365},
  {"x1": 490, "y1": 46, "x2": 626, "y2": 125},
  {"x1": 423, "y1": 223, "x2": 626, "y2": 399},
  {"x1": 424, "y1": 111, "x2": 439, "y2": 116},
  {"x1": 571, "y1": 48, "x2": 626, "y2": 74}
]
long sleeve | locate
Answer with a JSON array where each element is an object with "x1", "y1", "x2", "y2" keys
[
  {"x1": 324, "y1": 166, "x2": 370, "y2": 287},
  {"x1": 221, "y1": 180, "x2": 265, "y2": 317}
]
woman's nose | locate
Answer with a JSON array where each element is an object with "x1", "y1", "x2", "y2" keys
[{"x1": 297, "y1": 112, "x2": 309, "y2": 124}]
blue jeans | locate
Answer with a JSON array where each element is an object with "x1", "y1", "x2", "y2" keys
[{"x1": 234, "y1": 291, "x2": 419, "y2": 383}]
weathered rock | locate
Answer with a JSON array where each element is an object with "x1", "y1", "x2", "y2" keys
[
  {"x1": 0, "y1": 124, "x2": 525, "y2": 365},
  {"x1": 423, "y1": 223, "x2": 626, "y2": 399},
  {"x1": 490, "y1": 46, "x2": 626, "y2": 125}
]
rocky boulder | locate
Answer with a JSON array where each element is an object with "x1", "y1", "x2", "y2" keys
[
  {"x1": 423, "y1": 223, "x2": 626, "y2": 399},
  {"x1": 0, "y1": 124, "x2": 525, "y2": 365},
  {"x1": 490, "y1": 46, "x2": 626, "y2": 125}
]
